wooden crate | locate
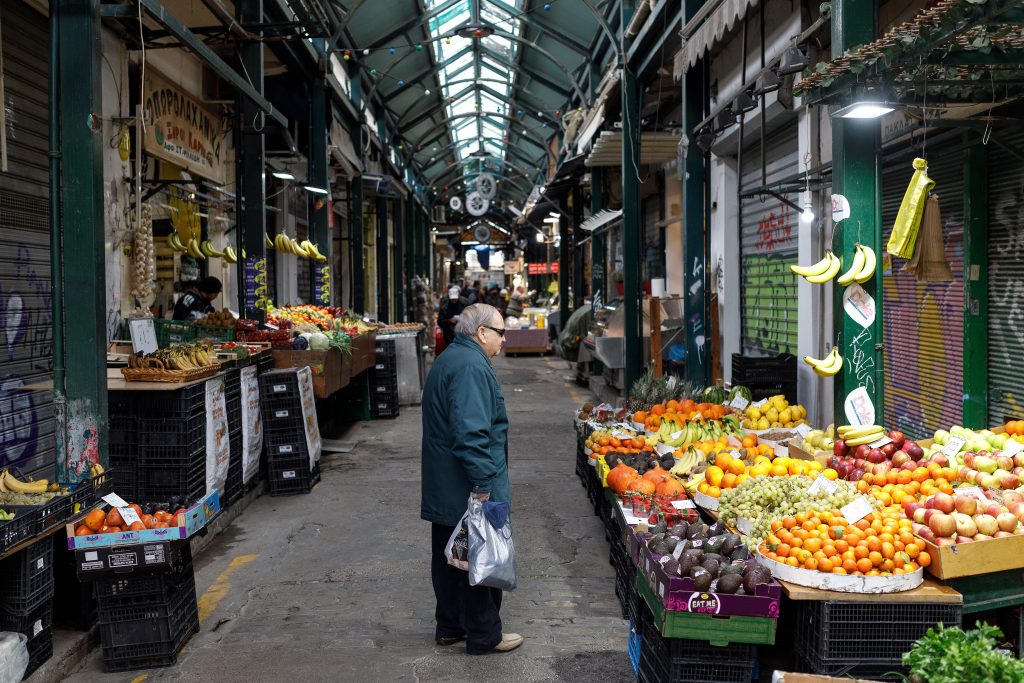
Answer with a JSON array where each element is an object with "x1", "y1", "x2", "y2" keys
[{"x1": 271, "y1": 348, "x2": 347, "y2": 398}]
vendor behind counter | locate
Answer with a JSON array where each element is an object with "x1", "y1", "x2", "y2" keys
[{"x1": 172, "y1": 276, "x2": 222, "y2": 320}]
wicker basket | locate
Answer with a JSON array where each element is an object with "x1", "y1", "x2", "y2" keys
[{"x1": 120, "y1": 366, "x2": 219, "y2": 383}]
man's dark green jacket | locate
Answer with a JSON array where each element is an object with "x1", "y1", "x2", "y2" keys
[{"x1": 421, "y1": 334, "x2": 510, "y2": 526}]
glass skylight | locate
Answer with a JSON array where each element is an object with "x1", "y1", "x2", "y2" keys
[{"x1": 426, "y1": 0, "x2": 522, "y2": 191}]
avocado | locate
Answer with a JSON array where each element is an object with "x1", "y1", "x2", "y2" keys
[
  {"x1": 652, "y1": 541, "x2": 670, "y2": 556},
  {"x1": 686, "y1": 523, "x2": 704, "y2": 540},
  {"x1": 683, "y1": 548, "x2": 704, "y2": 565},
  {"x1": 743, "y1": 565, "x2": 772, "y2": 595},
  {"x1": 677, "y1": 554, "x2": 696, "y2": 576},
  {"x1": 671, "y1": 522, "x2": 689, "y2": 538},
  {"x1": 652, "y1": 520, "x2": 668, "y2": 535},
  {"x1": 605, "y1": 453, "x2": 620, "y2": 468},
  {"x1": 691, "y1": 567, "x2": 713, "y2": 592},
  {"x1": 730, "y1": 545, "x2": 750, "y2": 562},
  {"x1": 717, "y1": 573, "x2": 743, "y2": 594},
  {"x1": 702, "y1": 553, "x2": 725, "y2": 566},
  {"x1": 708, "y1": 520, "x2": 726, "y2": 536},
  {"x1": 705, "y1": 535, "x2": 726, "y2": 554},
  {"x1": 662, "y1": 557, "x2": 679, "y2": 576},
  {"x1": 701, "y1": 558, "x2": 721, "y2": 579},
  {"x1": 664, "y1": 537, "x2": 679, "y2": 553}
]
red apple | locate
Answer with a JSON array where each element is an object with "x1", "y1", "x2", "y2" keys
[
  {"x1": 997, "y1": 455, "x2": 1015, "y2": 471},
  {"x1": 891, "y1": 451, "x2": 910, "y2": 468},
  {"x1": 905, "y1": 501, "x2": 922, "y2": 517},
  {"x1": 976, "y1": 533, "x2": 995, "y2": 541},
  {"x1": 995, "y1": 531, "x2": 1015, "y2": 538},
  {"x1": 868, "y1": 448, "x2": 887, "y2": 464},
  {"x1": 850, "y1": 468, "x2": 864, "y2": 482},
  {"x1": 904, "y1": 441, "x2": 923, "y2": 460},
  {"x1": 1014, "y1": 452, "x2": 1024, "y2": 468},
  {"x1": 929, "y1": 513, "x2": 957, "y2": 538},
  {"x1": 997, "y1": 471, "x2": 1020, "y2": 489},
  {"x1": 888, "y1": 431, "x2": 906, "y2": 449},
  {"x1": 913, "y1": 508, "x2": 928, "y2": 524},
  {"x1": 954, "y1": 496, "x2": 977, "y2": 516},
  {"x1": 997, "y1": 512, "x2": 1019, "y2": 533},
  {"x1": 954, "y1": 513, "x2": 978, "y2": 537},
  {"x1": 854, "y1": 458, "x2": 867, "y2": 470},
  {"x1": 853, "y1": 444, "x2": 871, "y2": 460},
  {"x1": 932, "y1": 492, "x2": 955, "y2": 514},
  {"x1": 881, "y1": 443, "x2": 898, "y2": 458},
  {"x1": 834, "y1": 439, "x2": 848, "y2": 456},
  {"x1": 916, "y1": 526, "x2": 937, "y2": 544},
  {"x1": 984, "y1": 502, "x2": 1005, "y2": 518},
  {"x1": 974, "y1": 514, "x2": 999, "y2": 536},
  {"x1": 928, "y1": 452, "x2": 949, "y2": 467},
  {"x1": 936, "y1": 537, "x2": 957, "y2": 547}
]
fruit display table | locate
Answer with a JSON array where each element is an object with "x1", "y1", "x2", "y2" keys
[{"x1": 503, "y1": 327, "x2": 549, "y2": 355}]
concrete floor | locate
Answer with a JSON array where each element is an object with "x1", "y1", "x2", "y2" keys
[{"x1": 65, "y1": 353, "x2": 634, "y2": 682}]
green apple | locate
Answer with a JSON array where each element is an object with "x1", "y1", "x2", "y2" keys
[{"x1": 934, "y1": 429, "x2": 949, "y2": 446}]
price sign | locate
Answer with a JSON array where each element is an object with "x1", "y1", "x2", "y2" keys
[
  {"x1": 941, "y1": 435, "x2": 967, "y2": 457},
  {"x1": 954, "y1": 486, "x2": 988, "y2": 502},
  {"x1": 808, "y1": 475, "x2": 839, "y2": 496},
  {"x1": 868, "y1": 435, "x2": 893, "y2": 448},
  {"x1": 101, "y1": 493, "x2": 129, "y2": 509},
  {"x1": 794, "y1": 423, "x2": 813, "y2": 438},
  {"x1": 737, "y1": 517, "x2": 754, "y2": 536},
  {"x1": 118, "y1": 506, "x2": 142, "y2": 526},
  {"x1": 841, "y1": 497, "x2": 875, "y2": 524},
  {"x1": 655, "y1": 443, "x2": 676, "y2": 457},
  {"x1": 752, "y1": 399, "x2": 767, "y2": 408},
  {"x1": 1002, "y1": 439, "x2": 1024, "y2": 457},
  {"x1": 671, "y1": 499, "x2": 696, "y2": 510},
  {"x1": 128, "y1": 318, "x2": 158, "y2": 355},
  {"x1": 729, "y1": 395, "x2": 750, "y2": 411}
]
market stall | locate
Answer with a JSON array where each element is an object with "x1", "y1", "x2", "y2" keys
[
  {"x1": 573, "y1": 378, "x2": 1024, "y2": 682},
  {"x1": 503, "y1": 307, "x2": 551, "y2": 355}
]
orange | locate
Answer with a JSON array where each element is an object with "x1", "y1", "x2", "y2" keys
[
  {"x1": 881, "y1": 542, "x2": 896, "y2": 559},
  {"x1": 722, "y1": 473, "x2": 738, "y2": 489},
  {"x1": 715, "y1": 452, "x2": 733, "y2": 470},
  {"x1": 833, "y1": 567, "x2": 847, "y2": 574},
  {"x1": 917, "y1": 551, "x2": 931, "y2": 568},
  {"x1": 818, "y1": 558, "x2": 834, "y2": 573},
  {"x1": 783, "y1": 517, "x2": 797, "y2": 530},
  {"x1": 834, "y1": 539, "x2": 849, "y2": 554},
  {"x1": 856, "y1": 558, "x2": 873, "y2": 574},
  {"x1": 776, "y1": 544, "x2": 791, "y2": 558},
  {"x1": 868, "y1": 551, "x2": 883, "y2": 567},
  {"x1": 803, "y1": 538, "x2": 822, "y2": 553},
  {"x1": 804, "y1": 557, "x2": 818, "y2": 571},
  {"x1": 728, "y1": 458, "x2": 746, "y2": 476},
  {"x1": 896, "y1": 470, "x2": 912, "y2": 485},
  {"x1": 786, "y1": 556, "x2": 799, "y2": 567},
  {"x1": 854, "y1": 545, "x2": 869, "y2": 560},
  {"x1": 705, "y1": 466, "x2": 724, "y2": 487},
  {"x1": 706, "y1": 485, "x2": 721, "y2": 497},
  {"x1": 771, "y1": 465, "x2": 788, "y2": 477},
  {"x1": 84, "y1": 509, "x2": 106, "y2": 532},
  {"x1": 842, "y1": 558, "x2": 858, "y2": 573},
  {"x1": 866, "y1": 537, "x2": 882, "y2": 552}
]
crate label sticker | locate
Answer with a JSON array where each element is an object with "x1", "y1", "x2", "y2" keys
[
  {"x1": 275, "y1": 410, "x2": 290, "y2": 418},
  {"x1": 941, "y1": 435, "x2": 967, "y2": 457},
  {"x1": 272, "y1": 384, "x2": 288, "y2": 393},
  {"x1": 673, "y1": 543, "x2": 686, "y2": 559},
  {"x1": 36, "y1": 557, "x2": 44, "y2": 571},
  {"x1": 278, "y1": 444, "x2": 294, "y2": 454},
  {"x1": 79, "y1": 560, "x2": 103, "y2": 571},
  {"x1": 737, "y1": 517, "x2": 754, "y2": 536},
  {"x1": 686, "y1": 592, "x2": 722, "y2": 615},
  {"x1": 143, "y1": 544, "x2": 166, "y2": 564},
  {"x1": 671, "y1": 499, "x2": 696, "y2": 510},
  {"x1": 1002, "y1": 438, "x2": 1024, "y2": 456},
  {"x1": 808, "y1": 475, "x2": 839, "y2": 496},
  {"x1": 955, "y1": 486, "x2": 988, "y2": 502},
  {"x1": 101, "y1": 493, "x2": 129, "y2": 509},
  {"x1": 868, "y1": 435, "x2": 893, "y2": 448},
  {"x1": 729, "y1": 395, "x2": 750, "y2": 411},
  {"x1": 118, "y1": 507, "x2": 142, "y2": 526},
  {"x1": 841, "y1": 497, "x2": 874, "y2": 524},
  {"x1": 107, "y1": 552, "x2": 138, "y2": 568},
  {"x1": 32, "y1": 619, "x2": 41, "y2": 637},
  {"x1": 84, "y1": 551, "x2": 99, "y2": 562},
  {"x1": 283, "y1": 470, "x2": 297, "y2": 479}
]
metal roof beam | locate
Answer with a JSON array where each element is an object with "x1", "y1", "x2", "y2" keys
[
  {"x1": 486, "y1": 0, "x2": 590, "y2": 56},
  {"x1": 383, "y1": 44, "x2": 474, "y2": 101},
  {"x1": 479, "y1": 41, "x2": 576, "y2": 99},
  {"x1": 363, "y1": 0, "x2": 462, "y2": 49}
]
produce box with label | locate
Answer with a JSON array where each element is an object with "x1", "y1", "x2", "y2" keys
[{"x1": 65, "y1": 490, "x2": 221, "y2": 550}]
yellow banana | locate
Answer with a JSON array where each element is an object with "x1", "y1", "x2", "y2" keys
[
  {"x1": 223, "y1": 246, "x2": 238, "y2": 264},
  {"x1": 805, "y1": 252, "x2": 841, "y2": 284},
  {"x1": 3, "y1": 470, "x2": 48, "y2": 494},
  {"x1": 812, "y1": 350, "x2": 844, "y2": 377},
  {"x1": 837, "y1": 244, "x2": 866, "y2": 287},
  {"x1": 118, "y1": 128, "x2": 131, "y2": 161},
  {"x1": 855, "y1": 244, "x2": 876, "y2": 284},
  {"x1": 845, "y1": 429, "x2": 887, "y2": 446},
  {"x1": 265, "y1": 233, "x2": 274, "y2": 248},
  {"x1": 791, "y1": 253, "x2": 834, "y2": 278},
  {"x1": 803, "y1": 348, "x2": 836, "y2": 371},
  {"x1": 188, "y1": 238, "x2": 205, "y2": 260},
  {"x1": 838, "y1": 424, "x2": 885, "y2": 439}
]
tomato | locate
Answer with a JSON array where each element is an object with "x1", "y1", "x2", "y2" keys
[
  {"x1": 84, "y1": 509, "x2": 106, "y2": 532},
  {"x1": 75, "y1": 525, "x2": 92, "y2": 536},
  {"x1": 106, "y1": 508, "x2": 124, "y2": 527},
  {"x1": 128, "y1": 521, "x2": 146, "y2": 531}
]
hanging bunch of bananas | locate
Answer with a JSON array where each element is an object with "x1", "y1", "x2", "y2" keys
[
  {"x1": 166, "y1": 232, "x2": 208, "y2": 261},
  {"x1": 837, "y1": 424, "x2": 886, "y2": 446},
  {"x1": 128, "y1": 341, "x2": 217, "y2": 371},
  {"x1": 273, "y1": 233, "x2": 327, "y2": 262},
  {"x1": 791, "y1": 244, "x2": 876, "y2": 285},
  {"x1": 804, "y1": 347, "x2": 844, "y2": 376}
]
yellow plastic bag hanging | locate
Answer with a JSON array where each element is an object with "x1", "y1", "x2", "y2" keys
[{"x1": 886, "y1": 158, "x2": 935, "y2": 258}]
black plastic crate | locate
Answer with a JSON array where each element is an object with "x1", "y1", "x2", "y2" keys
[
  {"x1": 370, "y1": 379, "x2": 399, "y2": 396},
  {"x1": 260, "y1": 370, "x2": 300, "y2": 395},
  {"x1": 227, "y1": 396, "x2": 242, "y2": 434},
  {"x1": 24, "y1": 624, "x2": 53, "y2": 678},
  {"x1": 371, "y1": 356, "x2": 397, "y2": 374},
  {"x1": 374, "y1": 339, "x2": 397, "y2": 357},
  {"x1": 51, "y1": 535, "x2": 96, "y2": 632},
  {"x1": 256, "y1": 354, "x2": 275, "y2": 374},
  {"x1": 639, "y1": 615, "x2": 757, "y2": 683},
  {"x1": 0, "y1": 601, "x2": 53, "y2": 650},
  {"x1": 128, "y1": 384, "x2": 206, "y2": 418},
  {"x1": 370, "y1": 400, "x2": 399, "y2": 419},
  {"x1": 136, "y1": 464, "x2": 206, "y2": 505},
  {"x1": 224, "y1": 432, "x2": 243, "y2": 506},
  {"x1": 137, "y1": 442, "x2": 205, "y2": 470},
  {"x1": 264, "y1": 429, "x2": 309, "y2": 458},
  {"x1": 97, "y1": 574, "x2": 196, "y2": 630},
  {"x1": 797, "y1": 649, "x2": 905, "y2": 681},
  {"x1": 107, "y1": 463, "x2": 138, "y2": 502},
  {"x1": 109, "y1": 415, "x2": 137, "y2": 445},
  {"x1": 94, "y1": 556, "x2": 194, "y2": 607},
  {"x1": 99, "y1": 577, "x2": 199, "y2": 673},
  {"x1": 269, "y1": 458, "x2": 319, "y2": 496},
  {"x1": 137, "y1": 414, "x2": 206, "y2": 447},
  {"x1": 8, "y1": 494, "x2": 71, "y2": 535},
  {"x1": 0, "y1": 537, "x2": 54, "y2": 615},
  {"x1": 77, "y1": 541, "x2": 193, "y2": 581},
  {"x1": 794, "y1": 600, "x2": 961, "y2": 667}
]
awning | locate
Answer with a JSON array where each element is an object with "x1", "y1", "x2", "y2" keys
[
  {"x1": 580, "y1": 209, "x2": 622, "y2": 233},
  {"x1": 330, "y1": 115, "x2": 362, "y2": 176},
  {"x1": 675, "y1": 0, "x2": 762, "y2": 78},
  {"x1": 584, "y1": 131, "x2": 682, "y2": 167}
]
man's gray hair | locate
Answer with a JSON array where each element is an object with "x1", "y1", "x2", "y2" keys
[{"x1": 455, "y1": 303, "x2": 500, "y2": 336}]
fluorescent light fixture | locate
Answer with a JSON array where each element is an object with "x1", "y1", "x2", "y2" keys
[
  {"x1": 304, "y1": 185, "x2": 330, "y2": 195},
  {"x1": 272, "y1": 170, "x2": 296, "y2": 180},
  {"x1": 548, "y1": 212, "x2": 560, "y2": 218},
  {"x1": 833, "y1": 102, "x2": 895, "y2": 119}
]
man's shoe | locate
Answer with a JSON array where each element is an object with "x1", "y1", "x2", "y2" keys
[
  {"x1": 490, "y1": 633, "x2": 523, "y2": 653},
  {"x1": 436, "y1": 634, "x2": 466, "y2": 646}
]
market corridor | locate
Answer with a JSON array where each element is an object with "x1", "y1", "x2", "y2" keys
[{"x1": 66, "y1": 354, "x2": 633, "y2": 682}]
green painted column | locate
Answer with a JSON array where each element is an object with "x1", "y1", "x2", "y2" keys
[
  {"x1": 682, "y1": 0, "x2": 710, "y2": 386},
  {"x1": 620, "y1": 63, "x2": 644, "y2": 391},
  {"x1": 572, "y1": 180, "x2": 584, "y2": 310},
  {"x1": 236, "y1": 0, "x2": 266, "y2": 321},
  {"x1": 559, "y1": 211, "x2": 570, "y2": 328},
  {"x1": 376, "y1": 195, "x2": 390, "y2": 322},
  {"x1": 832, "y1": 0, "x2": 882, "y2": 425},
  {"x1": 420, "y1": 208, "x2": 430, "y2": 279},
  {"x1": 393, "y1": 197, "x2": 405, "y2": 322},
  {"x1": 963, "y1": 143, "x2": 988, "y2": 427},
  {"x1": 308, "y1": 66, "x2": 329, "y2": 304},
  {"x1": 53, "y1": 0, "x2": 108, "y2": 482},
  {"x1": 590, "y1": 168, "x2": 606, "y2": 375},
  {"x1": 405, "y1": 198, "x2": 416, "y2": 320},
  {"x1": 348, "y1": 67, "x2": 365, "y2": 314}
]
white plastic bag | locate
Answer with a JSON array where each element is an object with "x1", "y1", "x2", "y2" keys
[
  {"x1": 467, "y1": 498, "x2": 516, "y2": 591},
  {"x1": 0, "y1": 632, "x2": 28, "y2": 683},
  {"x1": 444, "y1": 512, "x2": 471, "y2": 572}
]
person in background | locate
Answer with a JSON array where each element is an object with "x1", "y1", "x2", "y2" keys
[
  {"x1": 172, "y1": 276, "x2": 221, "y2": 320},
  {"x1": 421, "y1": 303, "x2": 522, "y2": 655},
  {"x1": 505, "y1": 286, "x2": 526, "y2": 320},
  {"x1": 484, "y1": 285, "x2": 505, "y2": 316},
  {"x1": 438, "y1": 285, "x2": 469, "y2": 344}
]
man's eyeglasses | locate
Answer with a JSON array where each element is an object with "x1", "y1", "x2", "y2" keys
[{"x1": 482, "y1": 325, "x2": 506, "y2": 338}]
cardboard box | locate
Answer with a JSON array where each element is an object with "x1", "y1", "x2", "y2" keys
[
  {"x1": 914, "y1": 530, "x2": 1024, "y2": 579},
  {"x1": 773, "y1": 673, "x2": 878, "y2": 683},
  {"x1": 788, "y1": 442, "x2": 831, "y2": 465},
  {"x1": 272, "y1": 348, "x2": 348, "y2": 397},
  {"x1": 66, "y1": 490, "x2": 221, "y2": 550},
  {"x1": 74, "y1": 541, "x2": 185, "y2": 579}
]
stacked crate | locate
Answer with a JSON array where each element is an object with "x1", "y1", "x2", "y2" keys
[
  {"x1": 369, "y1": 339, "x2": 399, "y2": 419},
  {"x1": 88, "y1": 542, "x2": 199, "y2": 672},
  {"x1": 259, "y1": 370, "x2": 320, "y2": 495},
  {"x1": 0, "y1": 538, "x2": 55, "y2": 677},
  {"x1": 224, "y1": 368, "x2": 243, "y2": 507}
]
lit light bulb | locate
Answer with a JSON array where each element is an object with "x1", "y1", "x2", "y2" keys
[
  {"x1": 800, "y1": 203, "x2": 815, "y2": 223},
  {"x1": 535, "y1": 232, "x2": 543, "y2": 242}
]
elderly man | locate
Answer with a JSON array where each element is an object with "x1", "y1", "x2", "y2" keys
[{"x1": 420, "y1": 303, "x2": 523, "y2": 655}]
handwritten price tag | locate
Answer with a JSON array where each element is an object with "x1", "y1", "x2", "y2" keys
[
  {"x1": 808, "y1": 475, "x2": 839, "y2": 496},
  {"x1": 671, "y1": 499, "x2": 696, "y2": 510},
  {"x1": 729, "y1": 395, "x2": 750, "y2": 411},
  {"x1": 737, "y1": 517, "x2": 755, "y2": 536},
  {"x1": 795, "y1": 423, "x2": 813, "y2": 438},
  {"x1": 841, "y1": 497, "x2": 875, "y2": 524},
  {"x1": 954, "y1": 486, "x2": 988, "y2": 502},
  {"x1": 1002, "y1": 439, "x2": 1024, "y2": 457},
  {"x1": 102, "y1": 493, "x2": 129, "y2": 509},
  {"x1": 118, "y1": 507, "x2": 142, "y2": 526},
  {"x1": 868, "y1": 435, "x2": 893, "y2": 449},
  {"x1": 941, "y1": 435, "x2": 967, "y2": 457},
  {"x1": 655, "y1": 443, "x2": 676, "y2": 457}
]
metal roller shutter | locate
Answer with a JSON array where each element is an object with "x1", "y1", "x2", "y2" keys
[
  {"x1": 987, "y1": 132, "x2": 1024, "y2": 424},
  {"x1": 0, "y1": 2, "x2": 55, "y2": 478},
  {"x1": 740, "y1": 125, "x2": 799, "y2": 356},
  {"x1": 880, "y1": 147, "x2": 964, "y2": 439}
]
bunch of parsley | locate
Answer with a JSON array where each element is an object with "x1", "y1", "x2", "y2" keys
[{"x1": 901, "y1": 622, "x2": 1024, "y2": 683}]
